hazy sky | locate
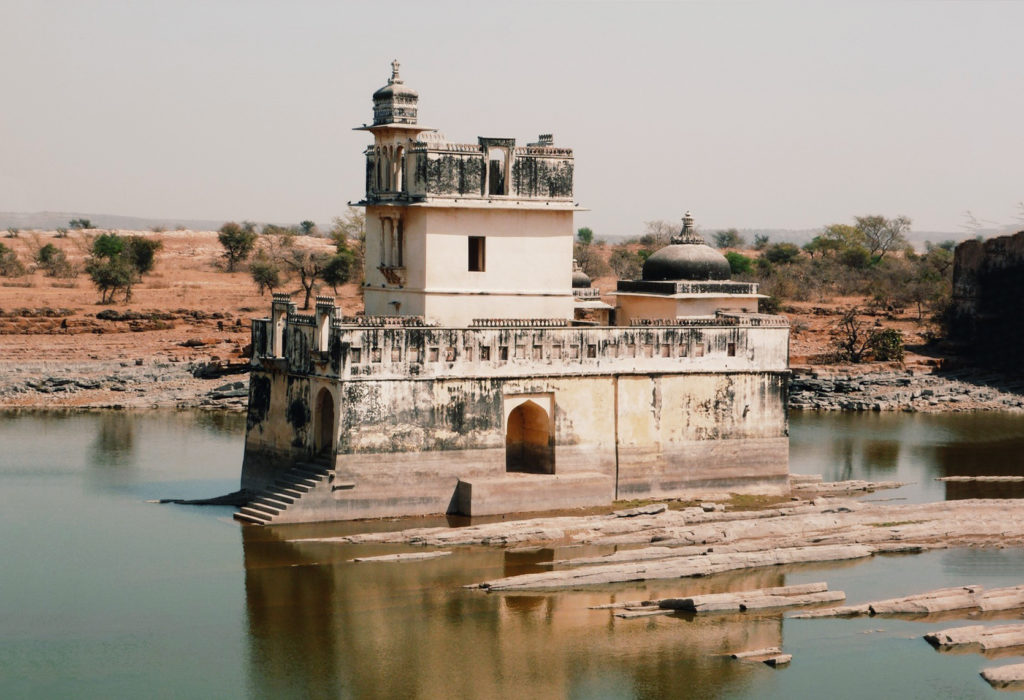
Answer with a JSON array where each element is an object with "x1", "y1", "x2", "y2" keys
[{"x1": 2, "y1": 0, "x2": 1022, "y2": 235}]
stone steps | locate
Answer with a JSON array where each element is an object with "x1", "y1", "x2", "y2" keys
[{"x1": 233, "y1": 461, "x2": 334, "y2": 526}]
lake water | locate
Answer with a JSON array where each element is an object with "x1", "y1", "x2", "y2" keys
[{"x1": 3, "y1": 409, "x2": 1024, "y2": 699}]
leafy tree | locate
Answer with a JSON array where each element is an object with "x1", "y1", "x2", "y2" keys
[
  {"x1": 855, "y1": 215, "x2": 910, "y2": 261},
  {"x1": 576, "y1": 227, "x2": 594, "y2": 245},
  {"x1": 218, "y1": 222, "x2": 258, "y2": 272},
  {"x1": 713, "y1": 228, "x2": 745, "y2": 249},
  {"x1": 321, "y1": 245, "x2": 355, "y2": 293},
  {"x1": 725, "y1": 251, "x2": 753, "y2": 275},
  {"x1": 753, "y1": 233, "x2": 770, "y2": 250},
  {"x1": 763, "y1": 242, "x2": 801, "y2": 264},
  {"x1": 0, "y1": 242, "x2": 25, "y2": 276},
  {"x1": 91, "y1": 232, "x2": 125, "y2": 259},
  {"x1": 85, "y1": 256, "x2": 137, "y2": 304},
  {"x1": 124, "y1": 235, "x2": 162, "y2": 275},
  {"x1": 249, "y1": 252, "x2": 281, "y2": 296},
  {"x1": 299, "y1": 220, "x2": 317, "y2": 236},
  {"x1": 84, "y1": 233, "x2": 161, "y2": 303},
  {"x1": 6, "y1": 227, "x2": 19, "y2": 238},
  {"x1": 69, "y1": 218, "x2": 93, "y2": 230}
]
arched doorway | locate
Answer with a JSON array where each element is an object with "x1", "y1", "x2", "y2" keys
[
  {"x1": 314, "y1": 388, "x2": 335, "y2": 457},
  {"x1": 505, "y1": 400, "x2": 554, "y2": 474}
]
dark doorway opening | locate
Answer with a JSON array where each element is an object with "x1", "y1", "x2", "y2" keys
[{"x1": 505, "y1": 400, "x2": 554, "y2": 474}]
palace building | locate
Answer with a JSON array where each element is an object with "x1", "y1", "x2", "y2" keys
[{"x1": 234, "y1": 63, "x2": 790, "y2": 525}]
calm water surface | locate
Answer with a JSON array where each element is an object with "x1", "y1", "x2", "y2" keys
[{"x1": 3, "y1": 409, "x2": 1024, "y2": 699}]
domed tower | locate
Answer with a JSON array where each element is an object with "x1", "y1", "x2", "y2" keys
[
  {"x1": 613, "y1": 211, "x2": 763, "y2": 325},
  {"x1": 355, "y1": 61, "x2": 579, "y2": 326}
]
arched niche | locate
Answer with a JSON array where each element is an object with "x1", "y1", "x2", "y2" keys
[
  {"x1": 313, "y1": 387, "x2": 336, "y2": 458},
  {"x1": 504, "y1": 394, "x2": 555, "y2": 474}
]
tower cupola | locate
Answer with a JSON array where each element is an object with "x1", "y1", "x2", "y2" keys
[
  {"x1": 641, "y1": 211, "x2": 732, "y2": 282},
  {"x1": 372, "y1": 60, "x2": 419, "y2": 126}
]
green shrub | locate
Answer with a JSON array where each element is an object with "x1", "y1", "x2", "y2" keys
[
  {"x1": 870, "y1": 328, "x2": 905, "y2": 361},
  {"x1": 763, "y1": 242, "x2": 801, "y2": 264},
  {"x1": 0, "y1": 242, "x2": 25, "y2": 277},
  {"x1": 724, "y1": 251, "x2": 753, "y2": 275}
]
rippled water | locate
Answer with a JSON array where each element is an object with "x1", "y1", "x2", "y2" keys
[{"x1": 2, "y1": 409, "x2": 1024, "y2": 699}]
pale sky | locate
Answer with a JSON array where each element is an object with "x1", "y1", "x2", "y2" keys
[{"x1": 2, "y1": 0, "x2": 1022, "y2": 235}]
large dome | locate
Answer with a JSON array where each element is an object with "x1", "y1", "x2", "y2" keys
[{"x1": 640, "y1": 212, "x2": 731, "y2": 281}]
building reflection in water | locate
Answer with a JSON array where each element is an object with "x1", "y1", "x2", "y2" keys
[{"x1": 241, "y1": 524, "x2": 800, "y2": 699}]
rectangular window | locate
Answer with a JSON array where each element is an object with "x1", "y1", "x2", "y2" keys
[
  {"x1": 532, "y1": 345, "x2": 543, "y2": 360},
  {"x1": 391, "y1": 347, "x2": 401, "y2": 363},
  {"x1": 463, "y1": 346, "x2": 473, "y2": 362},
  {"x1": 350, "y1": 348, "x2": 362, "y2": 364},
  {"x1": 659, "y1": 345, "x2": 670, "y2": 358},
  {"x1": 551, "y1": 344, "x2": 562, "y2": 360},
  {"x1": 515, "y1": 344, "x2": 526, "y2": 360},
  {"x1": 586, "y1": 344, "x2": 597, "y2": 359},
  {"x1": 499, "y1": 345, "x2": 509, "y2": 361},
  {"x1": 626, "y1": 343, "x2": 636, "y2": 358},
  {"x1": 468, "y1": 236, "x2": 486, "y2": 271},
  {"x1": 727, "y1": 342, "x2": 736, "y2": 357},
  {"x1": 679, "y1": 342, "x2": 688, "y2": 358},
  {"x1": 444, "y1": 346, "x2": 456, "y2": 362},
  {"x1": 570, "y1": 344, "x2": 580, "y2": 359},
  {"x1": 371, "y1": 348, "x2": 382, "y2": 363},
  {"x1": 641, "y1": 343, "x2": 654, "y2": 358},
  {"x1": 480, "y1": 346, "x2": 490, "y2": 361},
  {"x1": 428, "y1": 347, "x2": 439, "y2": 362},
  {"x1": 694, "y1": 343, "x2": 705, "y2": 358},
  {"x1": 409, "y1": 346, "x2": 420, "y2": 363}
]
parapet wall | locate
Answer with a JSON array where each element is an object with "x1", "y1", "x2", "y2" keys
[{"x1": 250, "y1": 313, "x2": 789, "y2": 383}]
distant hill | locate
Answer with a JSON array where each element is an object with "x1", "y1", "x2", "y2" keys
[
  {"x1": 0, "y1": 211, "x2": 231, "y2": 232},
  {"x1": 600, "y1": 227, "x2": 976, "y2": 250}
]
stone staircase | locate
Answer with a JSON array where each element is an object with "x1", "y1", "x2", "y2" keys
[{"x1": 233, "y1": 461, "x2": 333, "y2": 525}]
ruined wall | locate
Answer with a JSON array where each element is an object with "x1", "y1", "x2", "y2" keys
[{"x1": 950, "y1": 231, "x2": 1024, "y2": 372}]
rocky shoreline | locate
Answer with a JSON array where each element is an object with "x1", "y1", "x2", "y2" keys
[
  {"x1": 0, "y1": 358, "x2": 250, "y2": 411},
  {"x1": 789, "y1": 367, "x2": 1024, "y2": 412},
  {"x1": 3, "y1": 359, "x2": 1024, "y2": 414}
]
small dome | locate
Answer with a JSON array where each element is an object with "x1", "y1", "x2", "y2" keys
[
  {"x1": 372, "y1": 60, "x2": 419, "y2": 125},
  {"x1": 572, "y1": 269, "x2": 592, "y2": 288},
  {"x1": 640, "y1": 211, "x2": 732, "y2": 281}
]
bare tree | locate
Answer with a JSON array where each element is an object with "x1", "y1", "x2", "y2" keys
[{"x1": 854, "y1": 215, "x2": 910, "y2": 261}]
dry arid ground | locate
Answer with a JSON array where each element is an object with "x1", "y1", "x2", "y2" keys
[{"x1": 0, "y1": 229, "x2": 955, "y2": 408}]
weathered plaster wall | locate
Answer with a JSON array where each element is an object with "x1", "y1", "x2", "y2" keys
[{"x1": 240, "y1": 314, "x2": 790, "y2": 520}]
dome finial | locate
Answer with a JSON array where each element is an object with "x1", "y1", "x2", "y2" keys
[
  {"x1": 671, "y1": 210, "x2": 704, "y2": 245},
  {"x1": 390, "y1": 59, "x2": 402, "y2": 84}
]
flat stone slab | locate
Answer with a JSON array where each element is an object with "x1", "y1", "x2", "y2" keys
[
  {"x1": 981, "y1": 662, "x2": 1024, "y2": 689},
  {"x1": 350, "y1": 551, "x2": 452, "y2": 563},
  {"x1": 455, "y1": 471, "x2": 613, "y2": 517}
]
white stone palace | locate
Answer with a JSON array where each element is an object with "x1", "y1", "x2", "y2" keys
[{"x1": 235, "y1": 63, "x2": 790, "y2": 525}]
